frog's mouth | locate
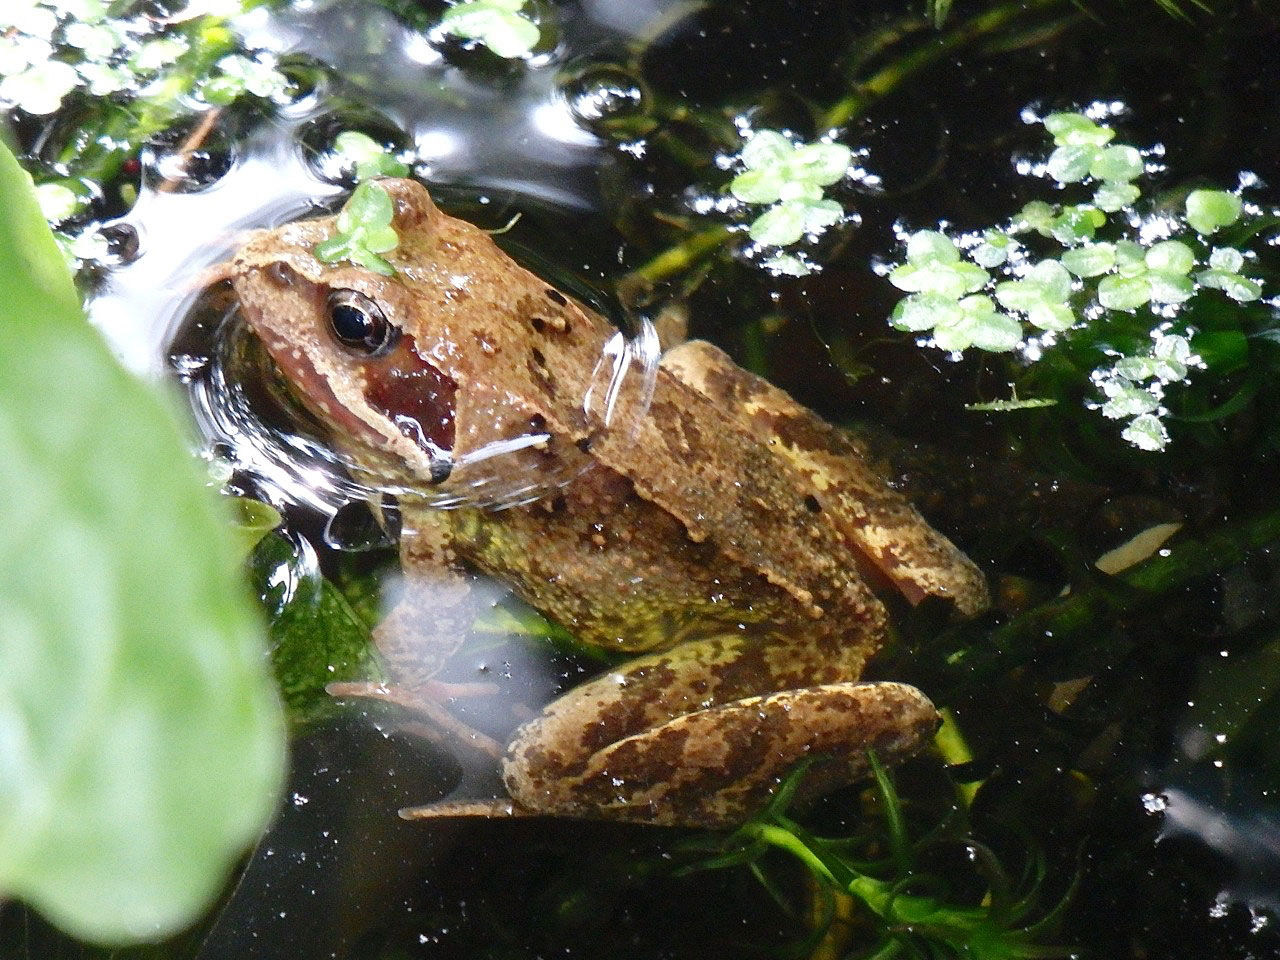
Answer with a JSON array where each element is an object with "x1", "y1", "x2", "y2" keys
[{"x1": 249, "y1": 319, "x2": 388, "y2": 449}]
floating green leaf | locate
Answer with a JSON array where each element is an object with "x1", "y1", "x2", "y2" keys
[
  {"x1": 1089, "y1": 144, "x2": 1143, "y2": 183},
  {"x1": 891, "y1": 293, "x2": 962, "y2": 333},
  {"x1": 747, "y1": 196, "x2": 841, "y2": 247},
  {"x1": 1092, "y1": 181, "x2": 1141, "y2": 212},
  {"x1": 315, "y1": 180, "x2": 401, "y2": 276},
  {"x1": 895, "y1": 292, "x2": 1022, "y2": 353},
  {"x1": 1199, "y1": 269, "x2": 1262, "y2": 303},
  {"x1": 334, "y1": 131, "x2": 410, "y2": 180},
  {"x1": 202, "y1": 52, "x2": 289, "y2": 105},
  {"x1": 1101, "y1": 380, "x2": 1160, "y2": 419},
  {"x1": 1043, "y1": 112, "x2": 1114, "y2": 147},
  {"x1": 0, "y1": 141, "x2": 284, "y2": 943},
  {"x1": 994, "y1": 260, "x2": 1076, "y2": 331},
  {"x1": 1121, "y1": 413, "x2": 1169, "y2": 451},
  {"x1": 1060, "y1": 243, "x2": 1116, "y2": 278},
  {"x1": 440, "y1": 0, "x2": 541, "y2": 59},
  {"x1": 760, "y1": 251, "x2": 811, "y2": 277},
  {"x1": 1151, "y1": 333, "x2": 1194, "y2": 382},
  {"x1": 1197, "y1": 246, "x2": 1261, "y2": 302},
  {"x1": 1185, "y1": 189, "x2": 1242, "y2": 235},
  {"x1": 730, "y1": 130, "x2": 852, "y2": 259},
  {"x1": 0, "y1": 59, "x2": 79, "y2": 115},
  {"x1": 1046, "y1": 143, "x2": 1095, "y2": 184},
  {"x1": 1018, "y1": 199, "x2": 1056, "y2": 236},
  {"x1": 889, "y1": 231, "x2": 989, "y2": 298},
  {"x1": 1097, "y1": 274, "x2": 1151, "y2": 310},
  {"x1": 971, "y1": 229, "x2": 1012, "y2": 268},
  {"x1": 1145, "y1": 240, "x2": 1195, "y2": 275},
  {"x1": 1049, "y1": 204, "x2": 1105, "y2": 245}
]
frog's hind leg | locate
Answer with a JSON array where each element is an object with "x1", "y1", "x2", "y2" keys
[
  {"x1": 502, "y1": 679, "x2": 938, "y2": 829},
  {"x1": 405, "y1": 624, "x2": 938, "y2": 828},
  {"x1": 661, "y1": 339, "x2": 989, "y2": 617}
]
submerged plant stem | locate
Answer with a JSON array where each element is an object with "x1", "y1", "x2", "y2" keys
[
  {"x1": 624, "y1": 224, "x2": 734, "y2": 290},
  {"x1": 821, "y1": 0, "x2": 1069, "y2": 131},
  {"x1": 621, "y1": 0, "x2": 1073, "y2": 293},
  {"x1": 953, "y1": 503, "x2": 1280, "y2": 678}
]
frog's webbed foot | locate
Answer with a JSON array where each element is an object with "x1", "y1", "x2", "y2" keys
[
  {"x1": 502, "y1": 680, "x2": 939, "y2": 829},
  {"x1": 333, "y1": 515, "x2": 512, "y2": 759},
  {"x1": 400, "y1": 798, "x2": 533, "y2": 821}
]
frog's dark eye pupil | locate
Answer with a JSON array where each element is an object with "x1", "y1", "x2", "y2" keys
[{"x1": 327, "y1": 290, "x2": 397, "y2": 355}]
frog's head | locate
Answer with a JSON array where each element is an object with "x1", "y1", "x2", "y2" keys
[{"x1": 230, "y1": 178, "x2": 612, "y2": 497}]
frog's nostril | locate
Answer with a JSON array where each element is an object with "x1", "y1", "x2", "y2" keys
[
  {"x1": 266, "y1": 262, "x2": 297, "y2": 287},
  {"x1": 428, "y1": 457, "x2": 453, "y2": 484}
]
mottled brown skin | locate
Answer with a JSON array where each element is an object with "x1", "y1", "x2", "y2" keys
[{"x1": 230, "y1": 178, "x2": 989, "y2": 828}]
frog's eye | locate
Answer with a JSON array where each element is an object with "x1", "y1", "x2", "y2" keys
[{"x1": 326, "y1": 290, "x2": 399, "y2": 355}]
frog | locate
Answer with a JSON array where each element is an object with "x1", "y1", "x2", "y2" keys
[{"x1": 229, "y1": 177, "x2": 990, "y2": 829}]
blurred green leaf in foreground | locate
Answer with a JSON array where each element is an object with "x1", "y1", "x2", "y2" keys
[{"x1": 0, "y1": 139, "x2": 285, "y2": 944}]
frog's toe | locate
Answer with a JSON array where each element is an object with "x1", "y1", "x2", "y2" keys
[
  {"x1": 503, "y1": 680, "x2": 938, "y2": 829},
  {"x1": 326, "y1": 679, "x2": 505, "y2": 759}
]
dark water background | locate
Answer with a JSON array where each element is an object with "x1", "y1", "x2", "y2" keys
[{"x1": 6, "y1": 0, "x2": 1280, "y2": 957}]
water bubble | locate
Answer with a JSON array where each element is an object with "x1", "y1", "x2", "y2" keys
[
  {"x1": 141, "y1": 116, "x2": 238, "y2": 193},
  {"x1": 322, "y1": 500, "x2": 396, "y2": 552},
  {"x1": 271, "y1": 55, "x2": 332, "y2": 118},
  {"x1": 561, "y1": 63, "x2": 647, "y2": 135},
  {"x1": 98, "y1": 222, "x2": 141, "y2": 264}
]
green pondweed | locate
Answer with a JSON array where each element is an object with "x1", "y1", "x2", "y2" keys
[
  {"x1": 885, "y1": 107, "x2": 1270, "y2": 451},
  {"x1": 314, "y1": 180, "x2": 401, "y2": 276},
  {"x1": 727, "y1": 130, "x2": 855, "y2": 277},
  {"x1": 436, "y1": 0, "x2": 541, "y2": 59},
  {"x1": 678, "y1": 754, "x2": 1078, "y2": 960}
]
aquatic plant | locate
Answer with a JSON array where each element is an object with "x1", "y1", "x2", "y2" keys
[
  {"x1": 681, "y1": 755, "x2": 1076, "y2": 959},
  {"x1": 436, "y1": 0, "x2": 540, "y2": 59},
  {"x1": 314, "y1": 180, "x2": 402, "y2": 275},
  {"x1": 333, "y1": 130, "x2": 411, "y2": 180},
  {"x1": 884, "y1": 108, "x2": 1267, "y2": 451},
  {"x1": 0, "y1": 0, "x2": 296, "y2": 270},
  {"x1": 727, "y1": 130, "x2": 854, "y2": 276}
]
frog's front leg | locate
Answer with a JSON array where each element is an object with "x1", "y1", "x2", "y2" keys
[
  {"x1": 407, "y1": 629, "x2": 938, "y2": 829},
  {"x1": 328, "y1": 506, "x2": 504, "y2": 759}
]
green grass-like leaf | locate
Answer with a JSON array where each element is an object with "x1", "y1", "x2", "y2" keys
[{"x1": 0, "y1": 141, "x2": 285, "y2": 944}]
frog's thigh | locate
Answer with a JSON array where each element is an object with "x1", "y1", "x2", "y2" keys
[
  {"x1": 662, "y1": 340, "x2": 989, "y2": 617},
  {"x1": 503, "y1": 681, "x2": 937, "y2": 828}
]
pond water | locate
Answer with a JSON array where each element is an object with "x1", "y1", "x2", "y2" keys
[{"x1": 5, "y1": 0, "x2": 1280, "y2": 957}]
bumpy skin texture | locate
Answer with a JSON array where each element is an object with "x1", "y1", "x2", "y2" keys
[{"x1": 230, "y1": 178, "x2": 989, "y2": 828}]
